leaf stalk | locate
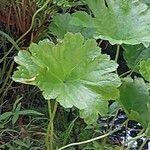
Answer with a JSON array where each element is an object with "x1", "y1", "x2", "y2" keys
[
  {"x1": 58, "y1": 120, "x2": 128, "y2": 150},
  {"x1": 46, "y1": 100, "x2": 58, "y2": 150}
]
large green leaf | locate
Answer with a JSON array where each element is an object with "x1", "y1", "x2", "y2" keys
[
  {"x1": 13, "y1": 33, "x2": 120, "y2": 123},
  {"x1": 139, "y1": 59, "x2": 150, "y2": 136},
  {"x1": 49, "y1": 13, "x2": 95, "y2": 39},
  {"x1": 122, "y1": 44, "x2": 150, "y2": 72},
  {"x1": 119, "y1": 77, "x2": 150, "y2": 128},
  {"x1": 71, "y1": 0, "x2": 150, "y2": 46},
  {"x1": 140, "y1": 59, "x2": 150, "y2": 81}
]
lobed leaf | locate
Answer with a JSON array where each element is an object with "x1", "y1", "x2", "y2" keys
[
  {"x1": 13, "y1": 33, "x2": 120, "y2": 124},
  {"x1": 119, "y1": 77, "x2": 150, "y2": 128},
  {"x1": 122, "y1": 44, "x2": 150, "y2": 72},
  {"x1": 71, "y1": 0, "x2": 150, "y2": 46},
  {"x1": 140, "y1": 59, "x2": 150, "y2": 81},
  {"x1": 49, "y1": 13, "x2": 95, "y2": 39}
]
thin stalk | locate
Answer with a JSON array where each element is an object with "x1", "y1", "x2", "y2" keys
[
  {"x1": 0, "y1": 0, "x2": 53, "y2": 64},
  {"x1": 98, "y1": 40, "x2": 102, "y2": 47},
  {"x1": 46, "y1": 100, "x2": 58, "y2": 150},
  {"x1": 122, "y1": 128, "x2": 145, "y2": 149},
  {"x1": 0, "y1": 31, "x2": 20, "y2": 65},
  {"x1": 115, "y1": 45, "x2": 120, "y2": 63},
  {"x1": 139, "y1": 138, "x2": 148, "y2": 150},
  {"x1": 1, "y1": 61, "x2": 14, "y2": 89},
  {"x1": 121, "y1": 118, "x2": 129, "y2": 149},
  {"x1": 1, "y1": 81, "x2": 13, "y2": 101},
  {"x1": 124, "y1": 133, "x2": 145, "y2": 149},
  {"x1": 58, "y1": 120, "x2": 128, "y2": 150},
  {"x1": 0, "y1": 31, "x2": 20, "y2": 52},
  {"x1": 50, "y1": 120, "x2": 54, "y2": 150},
  {"x1": 16, "y1": 0, "x2": 53, "y2": 43},
  {"x1": 109, "y1": 109, "x2": 121, "y2": 131},
  {"x1": 119, "y1": 70, "x2": 131, "y2": 78},
  {"x1": 48, "y1": 99, "x2": 52, "y2": 118},
  {"x1": 46, "y1": 100, "x2": 52, "y2": 150},
  {"x1": 101, "y1": 109, "x2": 122, "y2": 149},
  {"x1": 0, "y1": 61, "x2": 14, "y2": 100}
]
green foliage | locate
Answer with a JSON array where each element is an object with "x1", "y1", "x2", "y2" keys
[
  {"x1": 122, "y1": 44, "x2": 150, "y2": 72},
  {"x1": 0, "y1": 112, "x2": 13, "y2": 121},
  {"x1": 0, "y1": 97, "x2": 43, "y2": 125},
  {"x1": 13, "y1": 32, "x2": 120, "y2": 124},
  {"x1": 53, "y1": 0, "x2": 85, "y2": 8},
  {"x1": 71, "y1": 0, "x2": 150, "y2": 46},
  {"x1": 49, "y1": 13, "x2": 95, "y2": 39},
  {"x1": 92, "y1": 141, "x2": 121, "y2": 150},
  {"x1": 140, "y1": 59, "x2": 150, "y2": 81},
  {"x1": 140, "y1": 0, "x2": 150, "y2": 6},
  {"x1": 119, "y1": 77, "x2": 150, "y2": 128},
  {"x1": 2, "y1": 0, "x2": 150, "y2": 149}
]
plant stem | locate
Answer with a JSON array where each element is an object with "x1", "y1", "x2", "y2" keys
[
  {"x1": 119, "y1": 70, "x2": 131, "y2": 78},
  {"x1": 124, "y1": 133, "x2": 145, "y2": 149},
  {"x1": 16, "y1": 0, "x2": 53, "y2": 43},
  {"x1": 0, "y1": 31, "x2": 20, "y2": 51},
  {"x1": 58, "y1": 120, "x2": 128, "y2": 150},
  {"x1": 50, "y1": 120, "x2": 54, "y2": 150},
  {"x1": 46, "y1": 100, "x2": 58, "y2": 150},
  {"x1": 0, "y1": 61, "x2": 15, "y2": 103},
  {"x1": 115, "y1": 45, "x2": 120, "y2": 63},
  {"x1": 0, "y1": 0, "x2": 53, "y2": 64},
  {"x1": 98, "y1": 40, "x2": 102, "y2": 47},
  {"x1": 139, "y1": 138, "x2": 148, "y2": 150},
  {"x1": 46, "y1": 100, "x2": 52, "y2": 150}
]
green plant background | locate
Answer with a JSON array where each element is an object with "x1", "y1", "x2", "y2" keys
[{"x1": 0, "y1": 0, "x2": 150, "y2": 149}]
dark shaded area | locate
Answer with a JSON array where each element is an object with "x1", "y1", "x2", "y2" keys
[{"x1": 99, "y1": 110, "x2": 150, "y2": 149}]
